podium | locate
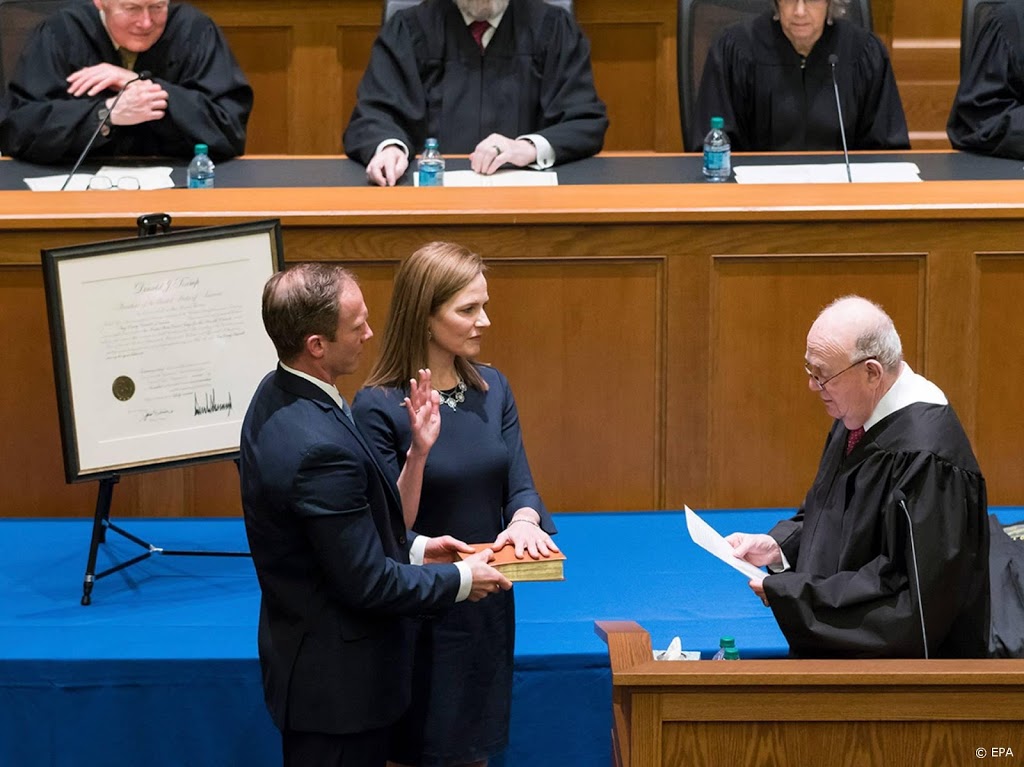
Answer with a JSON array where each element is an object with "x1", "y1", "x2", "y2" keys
[{"x1": 595, "y1": 620, "x2": 1024, "y2": 767}]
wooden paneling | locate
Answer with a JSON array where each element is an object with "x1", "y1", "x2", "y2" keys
[
  {"x1": 892, "y1": 40, "x2": 959, "y2": 149},
  {"x1": 587, "y1": 24, "x2": 664, "y2": 151},
  {"x1": 599, "y1": 621, "x2": 1024, "y2": 767},
  {"x1": 4, "y1": 176, "x2": 1024, "y2": 516},
  {"x1": 222, "y1": 27, "x2": 290, "y2": 154},
  {"x1": 976, "y1": 253, "x2": 1024, "y2": 503},
  {"x1": 893, "y1": 0, "x2": 960, "y2": 39}
]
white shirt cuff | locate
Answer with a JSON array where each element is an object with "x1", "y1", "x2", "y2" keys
[
  {"x1": 409, "y1": 534, "x2": 427, "y2": 564},
  {"x1": 375, "y1": 138, "x2": 409, "y2": 158},
  {"x1": 454, "y1": 561, "x2": 473, "y2": 602},
  {"x1": 519, "y1": 133, "x2": 554, "y2": 169},
  {"x1": 768, "y1": 550, "x2": 791, "y2": 573},
  {"x1": 410, "y1": 534, "x2": 472, "y2": 602}
]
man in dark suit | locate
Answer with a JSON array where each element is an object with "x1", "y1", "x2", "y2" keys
[{"x1": 241, "y1": 262, "x2": 511, "y2": 767}]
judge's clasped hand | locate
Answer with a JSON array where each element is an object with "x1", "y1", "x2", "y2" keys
[
  {"x1": 107, "y1": 80, "x2": 168, "y2": 125},
  {"x1": 470, "y1": 133, "x2": 537, "y2": 175}
]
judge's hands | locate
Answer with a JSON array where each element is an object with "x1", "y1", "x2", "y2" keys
[
  {"x1": 107, "y1": 80, "x2": 168, "y2": 126},
  {"x1": 491, "y1": 509, "x2": 559, "y2": 560},
  {"x1": 725, "y1": 532, "x2": 779, "y2": 607},
  {"x1": 404, "y1": 368, "x2": 441, "y2": 458},
  {"x1": 367, "y1": 145, "x2": 408, "y2": 187},
  {"x1": 470, "y1": 133, "x2": 537, "y2": 175},
  {"x1": 461, "y1": 548, "x2": 513, "y2": 602},
  {"x1": 724, "y1": 532, "x2": 783, "y2": 567},
  {"x1": 66, "y1": 63, "x2": 137, "y2": 97}
]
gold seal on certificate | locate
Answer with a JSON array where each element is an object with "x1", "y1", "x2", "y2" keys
[{"x1": 112, "y1": 376, "x2": 136, "y2": 401}]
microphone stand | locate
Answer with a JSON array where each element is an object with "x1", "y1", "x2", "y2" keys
[
  {"x1": 896, "y1": 491, "x2": 929, "y2": 659},
  {"x1": 828, "y1": 54, "x2": 853, "y2": 183},
  {"x1": 60, "y1": 71, "x2": 150, "y2": 191}
]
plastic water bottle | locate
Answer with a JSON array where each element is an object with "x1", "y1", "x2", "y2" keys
[
  {"x1": 418, "y1": 137, "x2": 445, "y2": 187},
  {"x1": 187, "y1": 143, "x2": 215, "y2": 189},
  {"x1": 712, "y1": 636, "x2": 739, "y2": 660},
  {"x1": 702, "y1": 116, "x2": 731, "y2": 182}
]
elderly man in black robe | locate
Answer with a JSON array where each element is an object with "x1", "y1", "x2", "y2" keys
[
  {"x1": 0, "y1": 0, "x2": 253, "y2": 164},
  {"x1": 343, "y1": 0, "x2": 608, "y2": 186},
  {"x1": 947, "y1": 0, "x2": 1024, "y2": 159},
  {"x1": 727, "y1": 296, "x2": 990, "y2": 659}
]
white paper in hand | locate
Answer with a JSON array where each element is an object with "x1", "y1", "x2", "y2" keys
[{"x1": 685, "y1": 505, "x2": 765, "y2": 584}]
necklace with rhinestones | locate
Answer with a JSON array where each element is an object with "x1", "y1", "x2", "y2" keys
[{"x1": 436, "y1": 380, "x2": 467, "y2": 410}]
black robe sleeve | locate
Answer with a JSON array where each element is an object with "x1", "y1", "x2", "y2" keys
[
  {"x1": 0, "y1": 4, "x2": 252, "y2": 163},
  {"x1": 850, "y1": 32, "x2": 910, "y2": 150},
  {"x1": 947, "y1": 3, "x2": 1024, "y2": 160},
  {"x1": 765, "y1": 441, "x2": 989, "y2": 658},
  {"x1": 690, "y1": 31, "x2": 750, "y2": 152},
  {"x1": 0, "y1": 18, "x2": 106, "y2": 164},
  {"x1": 342, "y1": 15, "x2": 427, "y2": 165},
  {"x1": 528, "y1": 8, "x2": 607, "y2": 163}
]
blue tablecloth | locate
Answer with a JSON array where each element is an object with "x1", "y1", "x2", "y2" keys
[{"x1": 1, "y1": 508, "x2": 1018, "y2": 766}]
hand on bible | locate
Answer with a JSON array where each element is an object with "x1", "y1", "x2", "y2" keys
[
  {"x1": 462, "y1": 549, "x2": 513, "y2": 602},
  {"x1": 724, "y1": 532, "x2": 783, "y2": 568},
  {"x1": 66, "y1": 63, "x2": 138, "y2": 97},
  {"x1": 108, "y1": 80, "x2": 168, "y2": 125},
  {"x1": 470, "y1": 133, "x2": 537, "y2": 175},
  {"x1": 492, "y1": 510, "x2": 559, "y2": 560},
  {"x1": 422, "y1": 534, "x2": 475, "y2": 564},
  {"x1": 366, "y1": 145, "x2": 408, "y2": 187}
]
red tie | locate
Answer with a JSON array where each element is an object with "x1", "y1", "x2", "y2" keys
[
  {"x1": 845, "y1": 426, "x2": 865, "y2": 455},
  {"x1": 469, "y1": 20, "x2": 490, "y2": 52}
]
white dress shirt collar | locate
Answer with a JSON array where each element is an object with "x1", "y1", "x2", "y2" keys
[
  {"x1": 459, "y1": 7, "x2": 507, "y2": 48},
  {"x1": 865, "y1": 363, "x2": 948, "y2": 432},
  {"x1": 279, "y1": 361, "x2": 348, "y2": 413}
]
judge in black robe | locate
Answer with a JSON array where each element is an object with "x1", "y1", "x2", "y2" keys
[
  {"x1": 343, "y1": 0, "x2": 608, "y2": 182},
  {"x1": 728, "y1": 297, "x2": 989, "y2": 659},
  {"x1": 690, "y1": 10, "x2": 910, "y2": 152},
  {"x1": 0, "y1": 1, "x2": 252, "y2": 164},
  {"x1": 947, "y1": 1, "x2": 1024, "y2": 159}
]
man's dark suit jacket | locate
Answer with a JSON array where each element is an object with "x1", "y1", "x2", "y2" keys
[{"x1": 240, "y1": 366, "x2": 462, "y2": 735}]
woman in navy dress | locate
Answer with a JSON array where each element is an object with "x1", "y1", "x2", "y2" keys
[{"x1": 353, "y1": 241, "x2": 557, "y2": 767}]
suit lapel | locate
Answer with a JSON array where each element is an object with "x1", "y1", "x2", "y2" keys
[{"x1": 273, "y1": 367, "x2": 405, "y2": 519}]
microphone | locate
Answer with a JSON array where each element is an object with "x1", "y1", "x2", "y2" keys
[
  {"x1": 60, "y1": 70, "x2": 151, "y2": 191},
  {"x1": 828, "y1": 54, "x2": 853, "y2": 183},
  {"x1": 893, "y1": 489, "x2": 928, "y2": 659}
]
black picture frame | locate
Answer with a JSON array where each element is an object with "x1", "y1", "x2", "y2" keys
[{"x1": 42, "y1": 219, "x2": 284, "y2": 483}]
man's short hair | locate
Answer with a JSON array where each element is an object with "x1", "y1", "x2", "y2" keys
[{"x1": 261, "y1": 263, "x2": 355, "y2": 362}]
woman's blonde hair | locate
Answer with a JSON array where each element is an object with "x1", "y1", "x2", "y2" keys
[{"x1": 364, "y1": 242, "x2": 489, "y2": 391}]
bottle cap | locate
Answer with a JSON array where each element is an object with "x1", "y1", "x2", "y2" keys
[
  {"x1": 194, "y1": 143, "x2": 209, "y2": 155},
  {"x1": 424, "y1": 137, "x2": 439, "y2": 148},
  {"x1": 719, "y1": 636, "x2": 735, "y2": 648},
  {"x1": 710, "y1": 117, "x2": 724, "y2": 130},
  {"x1": 724, "y1": 647, "x2": 740, "y2": 660}
]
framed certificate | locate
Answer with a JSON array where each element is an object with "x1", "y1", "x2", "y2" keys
[{"x1": 42, "y1": 219, "x2": 284, "y2": 482}]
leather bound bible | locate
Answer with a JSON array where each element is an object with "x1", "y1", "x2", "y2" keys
[{"x1": 459, "y1": 543, "x2": 566, "y2": 582}]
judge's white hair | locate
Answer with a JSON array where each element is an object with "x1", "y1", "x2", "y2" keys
[{"x1": 822, "y1": 295, "x2": 904, "y2": 372}]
